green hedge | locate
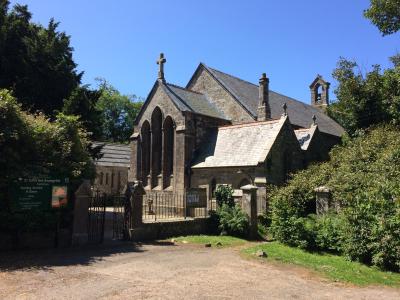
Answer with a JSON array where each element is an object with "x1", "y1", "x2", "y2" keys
[
  {"x1": 270, "y1": 125, "x2": 400, "y2": 272},
  {"x1": 0, "y1": 89, "x2": 95, "y2": 233}
]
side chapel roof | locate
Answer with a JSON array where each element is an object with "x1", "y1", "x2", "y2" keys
[
  {"x1": 192, "y1": 116, "x2": 287, "y2": 168},
  {"x1": 92, "y1": 142, "x2": 131, "y2": 168}
]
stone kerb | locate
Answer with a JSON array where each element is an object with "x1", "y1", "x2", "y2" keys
[
  {"x1": 72, "y1": 180, "x2": 92, "y2": 246},
  {"x1": 241, "y1": 184, "x2": 258, "y2": 239}
]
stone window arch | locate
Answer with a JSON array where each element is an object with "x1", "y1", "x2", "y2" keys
[
  {"x1": 151, "y1": 107, "x2": 163, "y2": 188},
  {"x1": 163, "y1": 116, "x2": 175, "y2": 188},
  {"x1": 238, "y1": 178, "x2": 251, "y2": 189}
]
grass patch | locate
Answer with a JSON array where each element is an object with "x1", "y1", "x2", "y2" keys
[
  {"x1": 172, "y1": 235, "x2": 247, "y2": 247},
  {"x1": 243, "y1": 242, "x2": 400, "y2": 287}
]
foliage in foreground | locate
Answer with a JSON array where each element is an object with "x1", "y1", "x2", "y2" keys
[
  {"x1": 0, "y1": 89, "x2": 95, "y2": 210},
  {"x1": 244, "y1": 242, "x2": 400, "y2": 287},
  {"x1": 270, "y1": 125, "x2": 400, "y2": 272},
  {"x1": 211, "y1": 185, "x2": 250, "y2": 238}
]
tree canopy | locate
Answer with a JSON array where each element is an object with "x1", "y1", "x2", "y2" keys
[
  {"x1": 96, "y1": 79, "x2": 143, "y2": 143},
  {"x1": 0, "y1": 0, "x2": 82, "y2": 115},
  {"x1": 364, "y1": 0, "x2": 400, "y2": 35},
  {"x1": 327, "y1": 55, "x2": 400, "y2": 135},
  {"x1": 0, "y1": 89, "x2": 95, "y2": 203}
]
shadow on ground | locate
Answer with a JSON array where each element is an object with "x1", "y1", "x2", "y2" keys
[{"x1": 0, "y1": 240, "x2": 174, "y2": 271}]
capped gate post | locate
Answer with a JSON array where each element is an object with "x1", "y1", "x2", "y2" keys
[
  {"x1": 125, "y1": 181, "x2": 146, "y2": 229},
  {"x1": 241, "y1": 184, "x2": 258, "y2": 240}
]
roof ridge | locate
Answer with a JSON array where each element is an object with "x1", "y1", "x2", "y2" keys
[
  {"x1": 166, "y1": 82, "x2": 204, "y2": 95},
  {"x1": 219, "y1": 118, "x2": 281, "y2": 130},
  {"x1": 162, "y1": 84, "x2": 194, "y2": 112},
  {"x1": 205, "y1": 65, "x2": 321, "y2": 110},
  {"x1": 207, "y1": 66, "x2": 258, "y2": 88}
]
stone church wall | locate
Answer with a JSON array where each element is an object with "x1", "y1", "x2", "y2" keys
[
  {"x1": 304, "y1": 131, "x2": 340, "y2": 165},
  {"x1": 93, "y1": 165, "x2": 128, "y2": 195},
  {"x1": 188, "y1": 68, "x2": 254, "y2": 124},
  {"x1": 264, "y1": 118, "x2": 304, "y2": 185}
]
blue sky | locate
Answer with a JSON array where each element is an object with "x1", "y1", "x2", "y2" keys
[{"x1": 9, "y1": 0, "x2": 400, "y2": 103}]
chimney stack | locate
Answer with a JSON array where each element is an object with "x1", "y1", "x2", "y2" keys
[{"x1": 257, "y1": 73, "x2": 271, "y2": 121}]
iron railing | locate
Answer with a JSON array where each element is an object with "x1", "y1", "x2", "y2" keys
[
  {"x1": 142, "y1": 191, "x2": 209, "y2": 221},
  {"x1": 257, "y1": 195, "x2": 268, "y2": 215},
  {"x1": 143, "y1": 191, "x2": 186, "y2": 221}
]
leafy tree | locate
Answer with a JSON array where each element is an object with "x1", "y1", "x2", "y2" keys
[
  {"x1": 96, "y1": 79, "x2": 143, "y2": 143},
  {"x1": 364, "y1": 0, "x2": 400, "y2": 35},
  {"x1": 214, "y1": 184, "x2": 234, "y2": 207},
  {"x1": 328, "y1": 57, "x2": 400, "y2": 135},
  {"x1": 0, "y1": 1, "x2": 81, "y2": 115},
  {"x1": 62, "y1": 85, "x2": 103, "y2": 140},
  {"x1": 0, "y1": 89, "x2": 95, "y2": 206}
]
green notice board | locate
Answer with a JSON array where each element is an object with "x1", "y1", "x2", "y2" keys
[{"x1": 10, "y1": 177, "x2": 69, "y2": 211}]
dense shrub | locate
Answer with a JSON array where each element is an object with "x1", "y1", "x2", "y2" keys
[
  {"x1": 215, "y1": 185, "x2": 234, "y2": 207},
  {"x1": 315, "y1": 213, "x2": 344, "y2": 253},
  {"x1": 218, "y1": 204, "x2": 249, "y2": 238},
  {"x1": 207, "y1": 185, "x2": 250, "y2": 237},
  {"x1": 0, "y1": 89, "x2": 95, "y2": 233},
  {"x1": 270, "y1": 125, "x2": 400, "y2": 271}
]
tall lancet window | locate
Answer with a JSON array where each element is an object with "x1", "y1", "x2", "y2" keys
[
  {"x1": 141, "y1": 120, "x2": 151, "y2": 186},
  {"x1": 163, "y1": 116, "x2": 174, "y2": 188},
  {"x1": 151, "y1": 107, "x2": 163, "y2": 188}
]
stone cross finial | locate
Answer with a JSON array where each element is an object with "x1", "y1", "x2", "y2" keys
[
  {"x1": 157, "y1": 53, "x2": 166, "y2": 82},
  {"x1": 282, "y1": 102, "x2": 287, "y2": 116},
  {"x1": 312, "y1": 114, "x2": 317, "y2": 125}
]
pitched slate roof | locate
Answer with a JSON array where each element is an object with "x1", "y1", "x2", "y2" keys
[
  {"x1": 192, "y1": 117, "x2": 286, "y2": 168},
  {"x1": 93, "y1": 142, "x2": 131, "y2": 168},
  {"x1": 195, "y1": 64, "x2": 344, "y2": 137},
  {"x1": 164, "y1": 83, "x2": 225, "y2": 119},
  {"x1": 294, "y1": 125, "x2": 317, "y2": 150}
]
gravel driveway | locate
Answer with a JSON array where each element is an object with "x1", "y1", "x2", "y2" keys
[{"x1": 0, "y1": 241, "x2": 399, "y2": 299}]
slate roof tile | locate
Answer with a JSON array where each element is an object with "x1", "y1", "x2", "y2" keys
[
  {"x1": 92, "y1": 142, "x2": 131, "y2": 168},
  {"x1": 202, "y1": 65, "x2": 344, "y2": 137},
  {"x1": 192, "y1": 117, "x2": 285, "y2": 168}
]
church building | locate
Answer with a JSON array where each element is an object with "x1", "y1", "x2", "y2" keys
[{"x1": 129, "y1": 54, "x2": 344, "y2": 199}]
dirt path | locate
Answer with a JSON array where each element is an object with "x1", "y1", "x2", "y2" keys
[{"x1": 0, "y1": 242, "x2": 399, "y2": 299}]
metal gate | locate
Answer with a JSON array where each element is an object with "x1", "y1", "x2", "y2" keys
[
  {"x1": 112, "y1": 194, "x2": 128, "y2": 240},
  {"x1": 87, "y1": 192, "x2": 106, "y2": 244}
]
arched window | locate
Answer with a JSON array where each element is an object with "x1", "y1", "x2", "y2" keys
[
  {"x1": 141, "y1": 120, "x2": 151, "y2": 184},
  {"x1": 211, "y1": 178, "x2": 217, "y2": 199},
  {"x1": 163, "y1": 116, "x2": 174, "y2": 188},
  {"x1": 106, "y1": 173, "x2": 109, "y2": 185},
  {"x1": 151, "y1": 107, "x2": 163, "y2": 187},
  {"x1": 99, "y1": 172, "x2": 104, "y2": 185}
]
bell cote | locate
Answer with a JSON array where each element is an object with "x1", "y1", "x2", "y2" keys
[{"x1": 310, "y1": 75, "x2": 330, "y2": 109}]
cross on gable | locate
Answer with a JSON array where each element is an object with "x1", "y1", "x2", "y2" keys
[{"x1": 157, "y1": 53, "x2": 166, "y2": 82}]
